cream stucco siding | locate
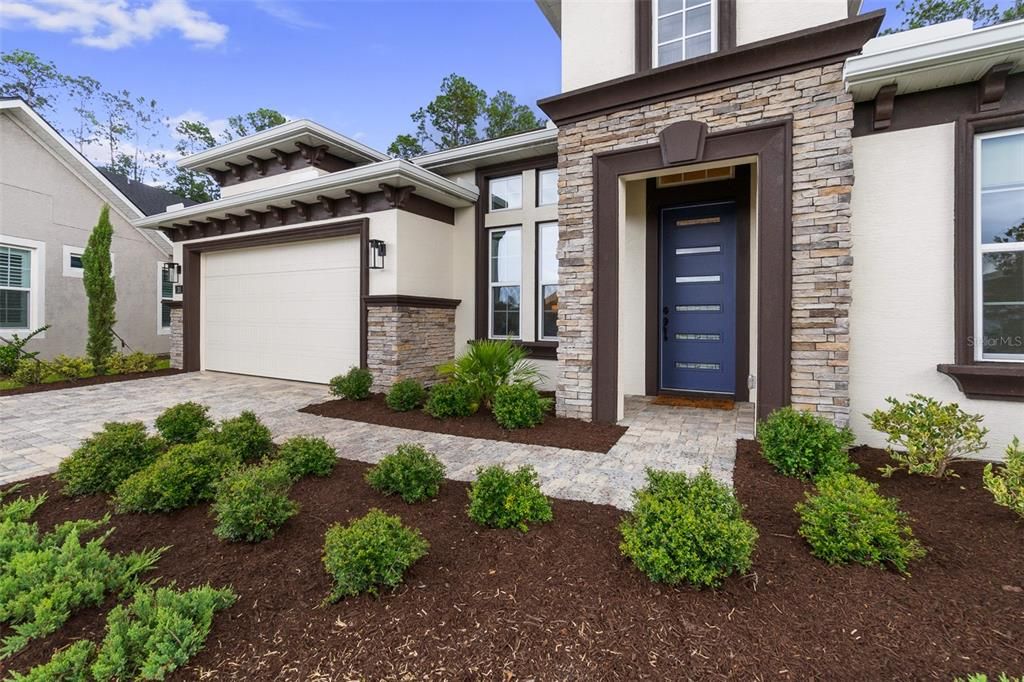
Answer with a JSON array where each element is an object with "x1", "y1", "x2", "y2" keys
[
  {"x1": 0, "y1": 114, "x2": 170, "y2": 359},
  {"x1": 561, "y1": 0, "x2": 635, "y2": 91},
  {"x1": 620, "y1": 179, "x2": 647, "y2": 406},
  {"x1": 850, "y1": 123, "x2": 1022, "y2": 459},
  {"x1": 218, "y1": 167, "x2": 329, "y2": 198},
  {"x1": 736, "y1": 0, "x2": 848, "y2": 45}
]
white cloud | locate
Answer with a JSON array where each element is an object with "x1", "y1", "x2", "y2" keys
[
  {"x1": 251, "y1": 0, "x2": 325, "y2": 29},
  {"x1": 0, "y1": 0, "x2": 228, "y2": 50}
]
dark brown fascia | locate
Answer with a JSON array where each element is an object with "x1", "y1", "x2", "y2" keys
[
  {"x1": 539, "y1": 9, "x2": 885, "y2": 126},
  {"x1": 169, "y1": 189, "x2": 455, "y2": 242},
  {"x1": 207, "y1": 147, "x2": 355, "y2": 188},
  {"x1": 853, "y1": 73, "x2": 1024, "y2": 137},
  {"x1": 940, "y1": 107, "x2": 1024, "y2": 401},
  {"x1": 635, "y1": 0, "x2": 736, "y2": 74},
  {"x1": 363, "y1": 295, "x2": 461, "y2": 310},
  {"x1": 181, "y1": 220, "x2": 370, "y2": 373}
]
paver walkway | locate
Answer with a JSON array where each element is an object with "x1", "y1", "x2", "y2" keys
[{"x1": 0, "y1": 373, "x2": 754, "y2": 509}]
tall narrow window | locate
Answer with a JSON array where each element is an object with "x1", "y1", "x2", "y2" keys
[
  {"x1": 655, "y1": 0, "x2": 715, "y2": 67},
  {"x1": 975, "y1": 129, "x2": 1024, "y2": 361},
  {"x1": 538, "y1": 221, "x2": 559, "y2": 340},
  {"x1": 538, "y1": 168, "x2": 558, "y2": 206},
  {"x1": 489, "y1": 227, "x2": 521, "y2": 338},
  {"x1": 489, "y1": 175, "x2": 523, "y2": 212},
  {"x1": 159, "y1": 263, "x2": 174, "y2": 331},
  {"x1": 0, "y1": 245, "x2": 32, "y2": 330}
]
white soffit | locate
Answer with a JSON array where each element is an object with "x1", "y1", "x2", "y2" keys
[
  {"x1": 178, "y1": 119, "x2": 389, "y2": 172},
  {"x1": 413, "y1": 127, "x2": 559, "y2": 175},
  {"x1": 135, "y1": 159, "x2": 479, "y2": 231},
  {"x1": 844, "y1": 19, "x2": 1024, "y2": 101}
]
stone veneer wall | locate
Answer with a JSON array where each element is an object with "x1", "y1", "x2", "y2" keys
[
  {"x1": 366, "y1": 305, "x2": 457, "y2": 391},
  {"x1": 556, "y1": 62, "x2": 854, "y2": 424},
  {"x1": 169, "y1": 307, "x2": 183, "y2": 370}
]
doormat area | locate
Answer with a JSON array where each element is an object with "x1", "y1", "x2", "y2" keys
[{"x1": 652, "y1": 395, "x2": 735, "y2": 410}]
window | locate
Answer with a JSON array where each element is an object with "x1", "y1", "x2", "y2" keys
[
  {"x1": 538, "y1": 169, "x2": 558, "y2": 206},
  {"x1": 159, "y1": 263, "x2": 175, "y2": 333},
  {"x1": 975, "y1": 128, "x2": 1024, "y2": 362},
  {"x1": 489, "y1": 227, "x2": 521, "y2": 338},
  {"x1": 62, "y1": 245, "x2": 85, "y2": 278},
  {"x1": 537, "y1": 221, "x2": 559, "y2": 340},
  {"x1": 0, "y1": 246, "x2": 31, "y2": 329},
  {"x1": 489, "y1": 175, "x2": 522, "y2": 212},
  {"x1": 654, "y1": 0, "x2": 715, "y2": 67}
]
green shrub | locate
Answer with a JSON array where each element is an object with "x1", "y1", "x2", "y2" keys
[
  {"x1": 619, "y1": 469, "x2": 758, "y2": 588},
  {"x1": 0, "y1": 346, "x2": 18, "y2": 377},
  {"x1": 868, "y1": 394, "x2": 988, "y2": 478},
  {"x1": 757, "y1": 406, "x2": 856, "y2": 480},
  {"x1": 90, "y1": 584, "x2": 236, "y2": 681},
  {"x1": 49, "y1": 354, "x2": 94, "y2": 380},
  {"x1": 103, "y1": 351, "x2": 159, "y2": 375},
  {"x1": 154, "y1": 401, "x2": 213, "y2": 445},
  {"x1": 7, "y1": 640, "x2": 95, "y2": 681},
  {"x1": 385, "y1": 378, "x2": 427, "y2": 412},
  {"x1": 424, "y1": 381, "x2": 478, "y2": 419},
  {"x1": 796, "y1": 472, "x2": 925, "y2": 573},
  {"x1": 983, "y1": 437, "x2": 1024, "y2": 518},
  {"x1": 322, "y1": 509, "x2": 429, "y2": 600},
  {"x1": 0, "y1": 326, "x2": 48, "y2": 376},
  {"x1": 0, "y1": 518, "x2": 163, "y2": 658},
  {"x1": 277, "y1": 436, "x2": 336, "y2": 480},
  {"x1": 955, "y1": 675, "x2": 1022, "y2": 682},
  {"x1": 329, "y1": 366, "x2": 373, "y2": 400},
  {"x1": 56, "y1": 422, "x2": 164, "y2": 496},
  {"x1": 438, "y1": 339, "x2": 542, "y2": 408},
  {"x1": 12, "y1": 359, "x2": 46, "y2": 385},
  {"x1": 366, "y1": 443, "x2": 446, "y2": 503},
  {"x1": 114, "y1": 441, "x2": 238, "y2": 513},
  {"x1": 467, "y1": 465, "x2": 553, "y2": 532},
  {"x1": 212, "y1": 461, "x2": 297, "y2": 542},
  {"x1": 1, "y1": 486, "x2": 46, "y2": 524},
  {"x1": 492, "y1": 383, "x2": 551, "y2": 429},
  {"x1": 202, "y1": 410, "x2": 273, "y2": 462}
]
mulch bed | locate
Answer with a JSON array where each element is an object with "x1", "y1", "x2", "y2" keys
[
  {"x1": 4, "y1": 443, "x2": 1022, "y2": 680},
  {"x1": 300, "y1": 393, "x2": 627, "y2": 453},
  {"x1": 0, "y1": 368, "x2": 182, "y2": 396}
]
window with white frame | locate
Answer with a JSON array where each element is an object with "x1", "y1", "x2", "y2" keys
[
  {"x1": 62, "y1": 245, "x2": 85, "y2": 278},
  {"x1": 159, "y1": 263, "x2": 174, "y2": 332},
  {"x1": 489, "y1": 175, "x2": 523, "y2": 212},
  {"x1": 0, "y1": 244, "x2": 36, "y2": 330},
  {"x1": 975, "y1": 128, "x2": 1024, "y2": 361},
  {"x1": 654, "y1": 0, "x2": 715, "y2": 68},
  {"x1": 489, "y1": 227, "x2": 522, "y2": 338},
  {"x1": 537, "y1": 221, "x2": 559, "y2": 340},
  {"x1": 538, "y1": 168, "x2": 558, "y2": 206}
]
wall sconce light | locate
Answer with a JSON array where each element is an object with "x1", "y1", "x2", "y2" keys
[
  {"x1": 368, "y1": 239, "x2": 386, "y2": 270},
  {"x1": 163, "y1": 262, "x2": 182, "y2": 284}
]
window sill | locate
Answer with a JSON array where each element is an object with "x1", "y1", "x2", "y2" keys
[{"x1": 936, "y1": 363, "x2": 1024, "y2": 402}]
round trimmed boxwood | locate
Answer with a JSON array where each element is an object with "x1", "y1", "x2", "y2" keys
[
  {"x1": 203, "y1": 410, "x2": 273, "y2": 462},
  {"x1": 467, "y1": 465, "x2": 552, "y2": 532},
  {"x1": 385, "y1": 379, "x2": 427, "y2": 412},
  {"x1": 154, "y1": 401, "x2": 213, "y2": 445},
  {"x1": 365, "y1": 443, "x2": 445, "y2": 503},
  {"x1": 114, "y1": 441, "x2": 239, "y2": 513},
  {"x1": 278, "y1": 436, "x2": 337, "y2": 480},
  {"x1": 56, "y1": 421, "x2": 164, "y2": 496},
  {"x1": 330, "y1": 367, "x2": 373, "y2": 401},
  {"x1": 212, "y1": 461, "x2": 297, "y2": 543},
  {"x1": 619, "y1": 469, "x2": 758, "y2": 588},
  {"x1": 424, "y1": 382, "x2": 477, "y2": 419},
  {"x1": 491, "y1": 383, "x2": 551, "y2": 430},
  {"x1": 757, "y1": 406, "x2": 856, "y2": 480},
  {"x1": 322, "y1": 509, "x2": 429, "y2": 600}
]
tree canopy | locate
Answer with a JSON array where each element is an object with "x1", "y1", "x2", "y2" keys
[
  {"x1": 886, "y1": 0, "x2": 1023, "y2": 33},
  {"x1": 388, "y1": 74, "x2": 545, "y2": 159}
]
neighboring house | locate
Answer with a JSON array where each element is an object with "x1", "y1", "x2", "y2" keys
[
  {"x1": 136, "y1": 4, "x2": 1022, "y2": 458},
  {"x1": 0, "y1": 98, "x2": 189, "y2": 360}
]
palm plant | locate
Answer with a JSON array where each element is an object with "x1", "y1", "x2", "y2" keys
[{"x1": 438, "y1": 340, "x2": 542, "y2": 408}]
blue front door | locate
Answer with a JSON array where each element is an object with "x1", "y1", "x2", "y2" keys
[{"x1": 660, "y1": 201, "x2": 737, "y2": 394}]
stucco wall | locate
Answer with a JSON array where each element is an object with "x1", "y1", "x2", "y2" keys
[
  {"x1": 219, "y1": 167, "x2": 330, "y2": 198},
  {"x1": 0, "y1": 114, "x2": 171, "y2": 359},
  {"x1": 849, "y1": 124, "x2": 1021, "y2": 459},
  {"x1": 736, "y1": 0, "x2": 848, "y2": 45}
]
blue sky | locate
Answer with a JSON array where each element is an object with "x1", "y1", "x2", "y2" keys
[{"x1": 0, "y1": 0, "x2": 927, "y2": 155}]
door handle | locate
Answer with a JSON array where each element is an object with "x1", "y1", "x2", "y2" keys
[{"x1": 663, "y1": 311, "x2": 669, "y2": 342}]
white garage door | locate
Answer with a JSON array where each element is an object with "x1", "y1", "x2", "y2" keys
[{"x1": 202, "y1": 237, "x2": 360, "y2": 384}]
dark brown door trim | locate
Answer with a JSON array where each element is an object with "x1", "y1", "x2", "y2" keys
[
  {"x1": 593, "y1": 119, "x2": 792, "y2": 423},
  {"x1": 644, "y1": 165, "x2": 751, "y2": 400},
  {"x1": 181, "y1": 219, "x2": 370, "y2": 374}
]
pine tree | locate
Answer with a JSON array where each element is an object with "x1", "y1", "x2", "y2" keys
[{"x1": 83, "y1": 205, "x2": 117, "y2": 370}]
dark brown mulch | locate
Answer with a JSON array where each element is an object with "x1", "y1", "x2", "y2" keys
[
  {"x1": 0, "y1": 368, "x2": 182, "y2": 396},
  {"x1": 4, "y1": 444, "x2": 1022, "y2": 680},
  {"x1": 299, "y1": 392, "x2": 627, "y2": 453}
]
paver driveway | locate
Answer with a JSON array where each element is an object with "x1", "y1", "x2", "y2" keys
[{"x1": 0, "y1": 372, "x2": 753, "y2": 509}]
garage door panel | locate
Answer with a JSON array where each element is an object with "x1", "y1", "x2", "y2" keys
[{"x1": 202, "y1": 238, "x2": 360, "y2": 384}]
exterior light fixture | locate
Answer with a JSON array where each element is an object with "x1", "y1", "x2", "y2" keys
[
  {"x1": 163, "y1": 262, "x2": 182, "y2": 284},
  {"x1": 368, "y1": 239, "x2": 386, "y2": 270}
]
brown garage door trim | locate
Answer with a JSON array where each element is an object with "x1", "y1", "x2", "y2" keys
[
  {"x1": 181, "y1": 219, "x2": 369, "y2": 373},
  {"x1": 592, "y1": 119, "x2": 792, "y2": 423}
]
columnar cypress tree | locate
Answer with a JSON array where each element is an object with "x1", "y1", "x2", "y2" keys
[{"x1": 83, "y1": 205, "x2": 117, "y2": 369}]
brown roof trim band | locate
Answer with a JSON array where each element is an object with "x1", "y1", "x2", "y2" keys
[
  {"x1": 363, "y1": 295, "x2": 461, "y2": 309},
  {"x1": 539, "y1": 10, "x2": 884, "y2": 126}
]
